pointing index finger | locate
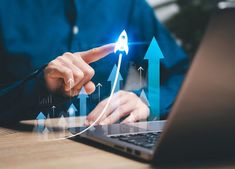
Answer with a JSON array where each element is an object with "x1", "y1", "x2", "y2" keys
[{"x1": 76, "y1": 43, "x2": 115, "y2": 64}]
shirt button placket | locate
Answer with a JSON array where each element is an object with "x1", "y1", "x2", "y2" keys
[
  {"x1": 70, "y1": 25, "x2": 80, "y2": 52},
  {"x1": 73, "y1": 25, "x2": 79, "y2": 35}
]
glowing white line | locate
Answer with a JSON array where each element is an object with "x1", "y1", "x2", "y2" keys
[{"x1": 46, "y1": 53, "x2": 123, "y2": 141}]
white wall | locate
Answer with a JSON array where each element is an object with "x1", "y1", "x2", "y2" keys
[{"x1": 146, "y1": 0, "x2": 180, "y2": 22}]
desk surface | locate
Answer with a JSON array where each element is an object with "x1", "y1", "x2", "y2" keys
[
  {"x1": 0, "y1": 117, "x2": 150, "y2": 169},
  {"x1": 0, "y1": 117, "x2": 235, "y2": 169}
]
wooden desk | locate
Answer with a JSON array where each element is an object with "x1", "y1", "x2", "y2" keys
[
  {"x1": 0, "y1": 117, "x2": 235, "y2": 169},
  {"x1": 0, "y1": 117, "x2": 150, "y2": 169}
]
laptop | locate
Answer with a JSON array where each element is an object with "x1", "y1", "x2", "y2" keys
[{"x1": 71, "y1": 6, "x2": 235, "y2": 164}]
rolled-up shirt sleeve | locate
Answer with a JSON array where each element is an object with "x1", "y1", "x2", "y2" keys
[{"x1": 0, "y1": 64, "x2": 68, "y2": 125}]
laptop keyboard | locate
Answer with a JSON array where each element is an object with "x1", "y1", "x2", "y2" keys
[{"x1": 110, "y1": 132, "x2": 161, "y2": 149}]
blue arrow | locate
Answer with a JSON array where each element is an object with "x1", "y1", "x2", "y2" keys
[
  {"x1": 77, "y1": 87, "x2": 88, "y2": 116},
  {"x1": 144, "y1": 37, "x2": 164, "y2": 120},
  {"x1": 108, "y1": 64, "x2": 123, "y2": 92},
  {"x1": 67, "y1": 103, "x2": 78, "y2": 117},
  {"x1": 36, "y1": 112, "x2": 46, "y2": 120},
  {"x1": 35, "y1": 112, "x2": 46, "y2": 132},
  {"x1": 68, "y1": 104, "x2": 77, "y2": 133}
]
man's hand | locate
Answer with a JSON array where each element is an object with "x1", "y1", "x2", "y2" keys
[
  {"x1": 44, "y1": 44, "x2": 114, "y2": 97},
  {"x1": 85, "y1": 91, "x2": 150, "y2": 125}
]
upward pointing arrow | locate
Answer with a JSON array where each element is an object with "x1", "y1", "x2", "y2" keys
[
  {"x1": 68, "y1": 104, "x2": 77, "y2": 131},
  {"x1": 51, "y1": 106, "x2": 56, "y2": 118},
  {"x1": 67, "y1": 103, "x2": 78, "y2": 117},
  {"x1": 138, "y1": 67, "x2": 144, "y2": 88},
  {"x1": 36, "y1": 112, "x2": 46, "y2": 120},
  {"x1": 140, "y1": 89, "x2": 150, "y2": 107},
  {"x1": 35, "y1": 112, "x2": 46, "y2": 132},
  {"x1": 96, "y1": 83, "x2": 102, "y2": 102},
  {"x1": 144, "y1": 37, "x2": 164, "y2": 120},
  {"x1": 77, "y1": 87, "x2": 88, "y2": 116},
  {"x1": 96, "y1": 83, "x2": 102, "y2": 87},
  {"x1": 57, "y1": 115, "x2": 67, "y2": 128},
  {"x1": 138, "y1": 66, "x2": 144, "y2": 71},
  {"x1": 108, "y1": 64, "x2": 123, "y2": 92}
]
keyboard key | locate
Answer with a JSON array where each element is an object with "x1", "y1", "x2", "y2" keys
[{"x1": 109, "y1": 132, "x2": 161, "y2": 149}]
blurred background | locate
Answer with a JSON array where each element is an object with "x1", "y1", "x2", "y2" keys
[
  {"x1": 125, "y1": 0, "x2": 231, "y2": 90},
  {"x1": 147, "y1": 0, "x2": 223, "y2": 58}
]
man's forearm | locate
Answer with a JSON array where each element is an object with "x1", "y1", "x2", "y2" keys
[{"x1": 0, "y1": 65, "x2": 67, "y2": 125}]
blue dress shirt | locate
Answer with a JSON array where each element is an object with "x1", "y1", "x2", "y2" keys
[{"x1": 0, "y1": 0, "x2": 189, "y2": 124}]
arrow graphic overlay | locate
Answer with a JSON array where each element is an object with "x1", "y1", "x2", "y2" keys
[
  {"x1": 140, "y1": 89, "x2": 150, "y2": 106},
  {"x1": 67, "y1": 103, "x2": 77, "y2": 133},
  {"x1": 46, "y1": 30, "x2": 128, "y2": 141},
  {"x1": 51, "y1": 106, "x2": 56, "y2": 118},
  {"x1": 108, "y1": 64, "x2": 123, "y2": 93},
  {"x1": 67, "y1": 103, "x2": 78, "y2": 117},
  {"x1": 144, "y1": 37, "x2": 164, "y2": 120},
  {"x1": 36, "y1": 112, "x2": 46, "y2": 123},
  {"x1": 35, "y1": 112, "x2": 46, "y2": 132},
  {"x1": 138, "y1": 66, "x2": 144, "y2": 89},
  {"x1": 96, "y1": 83, "x2": 102, "y2": 102},
  {"x1": 57, "y1": 115, "x2": 67, "y2": 129},
  {"x1": 77, "y1": 87, "x2": 88, "y2": 116}
]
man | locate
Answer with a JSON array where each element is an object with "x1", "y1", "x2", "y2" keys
[{"x1": 0, "y1": 0, "x2": 188, "y2": 125}]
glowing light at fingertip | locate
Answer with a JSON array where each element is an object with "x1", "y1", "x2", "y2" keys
[
  {"x1": 114, "y1": 30, "x2": 129, "y2": 55},
  {"x1": 43, "y1": 30, "x2": 129, "y2": 142}
]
